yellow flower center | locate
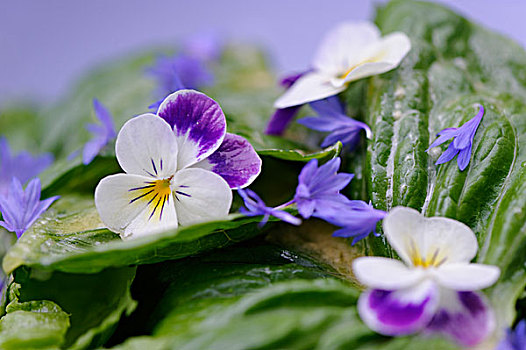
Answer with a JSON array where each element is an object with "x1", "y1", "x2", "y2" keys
[
  {"x1": 408, "y1": 239, "x2": 447, "y2": 268},
  {"x1": 129, "y1": 177, "x2": 173, "y2": 220}
]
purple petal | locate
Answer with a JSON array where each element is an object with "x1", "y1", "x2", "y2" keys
[
  {"x1": 279, "y1": 70, "x2": 310, "y2": 88},
  {"x1": 182, "y1": 32, "x2": 222, "y2": 61},
  {"x1": 297, "y1": 159, "x2": 319, "y2": 187},
  {"x1": 265, "y1": 106, "x2": 302, "y2": 135},
  {"x1": 457, "y1": 146, "x2": 472, "y2": 171},
  {"x1": 82, "y1": 136, "x2": 106, "y2": 165},
  {"x1": 321, "y1": 128, "x2": 361, "y2": 149},
  {"x1": 0, "y1": 138, "x2": 53, "y2": 195},
  {"x1": 358, "y1": 281, "x2": 439, "y2": 336},
  {"x1": 172, "y1": 55, "x2": 214, "y2": 89},
  {"x1": 427, "y1": 128, "x2": 458, "y2": 150},
  {"x1": 194, "y1": 133, "x2": 262, "y2": 189},
  {"x1": 426, "y1": 290, "x2": 494, "y2": 347},
  {"x1": 269, "y1": 209, "x2": 302, "y2": 226},
  {"x1": 158, "y1": 90, "x2": 226, "y2": 167},
  {"x1": 453, "y1": 105, "x2": 484, "y2": 150},
  {"x1": 309, "y1": 96, "x2": 345, "y2": 117},
  {"x1": 0, "y1": 177, "x2": 59, "y2": 238},
  {"x1": 93, "y1": 99, "x2": 116, "y2": 136},
  {"x1": 297, "y1": 116, "x2": 339, "y2": 132},
  {"x1": 435, "y1": 142, "x2": 459, "y2": 165}
]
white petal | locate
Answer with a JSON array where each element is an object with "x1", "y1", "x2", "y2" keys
[
  {"x1": 273, "y1": 72, "x2": 345, "y2": 109},
  {"x1": 432, "y1": 263, "x2": 500, "y2": 291},
  {"x1": 313, "y1": 21, "x2": 381, "y2": 76},
  {"x1": 383, "y1": 207, "x2": 478, "y2": 266},
  {"x1": 353, "y1": 257, "x2": 424, "y2": 290},
  {"x1": 115, "y1": 114, "x2": 178, "y2": 178},
  {"x1": 330, "y1": 32, "x2": 412, "y2": 87},
  {"x1": 94, "y1": 173, "x2": 178, "y2": 238},
  {"x1": 172, "y1": 168, "x2": 232, "y2": 226},
  {"x1": 124, "y1": 195, "x2": 178, "y2": 239}
]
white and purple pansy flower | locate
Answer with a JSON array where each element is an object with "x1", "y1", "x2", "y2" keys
[
  {"x1": 352, "y1": 207, "x2": 500, "y2": 347},
  {"x1": 274, "y1": 21, "x2": 411, "y2": 109},
  {"x1": 95, "y1": 89, "x2": 262, "y2": 239}
]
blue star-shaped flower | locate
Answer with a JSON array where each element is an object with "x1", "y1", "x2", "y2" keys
[
  {"x1": 297, "y1": 96, "x2": 371, "y2": 150},
  {"x1": 238, "y1": 189, "x2": 301, "y2": 227},
  {"x1": 427, "y1": 104, "x2": 484, "y2": 171},
  {"x1": 497, "y1": 320, "x2": 526, "y2": 350},
  {"x1": 294, "y1": 157, "x2": 354, "y2": 219},
  {"x1": 0, "y1": 137, "x2": 53, "y2": 196},
  {"x1": 82, "y1": 99, "x2": 116, "y2": 165},
  {"x1": 321, "y1": 200, "x2": 386, "y2": 245},
  {"x1": 0, "y1": 178, "x2": 59, "y2": 238}
]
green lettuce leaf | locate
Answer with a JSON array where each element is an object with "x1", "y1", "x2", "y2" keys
[{"x1": 362, "y1": 0, "x2": 526, "y2": 326}]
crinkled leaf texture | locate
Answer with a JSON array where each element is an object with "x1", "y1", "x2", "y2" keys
[
  {"x1": 355, "y1": 0, "x2": 526, "y2": 330},
  {"x1": 2, "y1": 196, "x2": 278, "y2": 275},
  {"x1": 0, "y1": 265, "x2": 136, "y2": 350},
  {"x1": 107, "y1": 243, "x2": 457, "y2": 350}
]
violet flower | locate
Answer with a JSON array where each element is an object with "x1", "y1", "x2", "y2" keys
[
  {"x1": 182, "y1": 32, "x2": 222, "y2": 62},
  {"x1": 427, "y1": 104, "x2": 484, "y2": 171},
  {"x1": 82, "y1": 99, "x2": 116, "y2": 165},
  {"x1": 353, "y1": 207, "x2": 500, "y2": 347},
  {"x1": 294, "y1": 157, "x2": 354, "y2": 219},
  {"x1": 238, "y1": 189, "x2": 301, "y2": 227},
  {"x1": 265, "y1": 71, "x2": 310, "y2": 135},
  {"x1": 497, "y1": 320, "x2": 526, "y2": 350},
  {"x1": 297, "y1": 96, "x2": 372, "y2": 150},
  {"x1": 147, "y1": 54, "x2": 213, "y2": 96},
  {"x1": 0, "y1": 178, "x2": 59, "y2": 238},
  {"x1": 0, "y1": 137, "x2": 53, "y2": 196},
  {"x1": 322, "y1": 200, "x2": 386, "y2": 245}
]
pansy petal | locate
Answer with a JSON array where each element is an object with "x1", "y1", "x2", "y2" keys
[
  {"x1": 123, "y1": 194, "x2": 178, "y2": 239},
  {"x1": 358, "y1": 280, "x2": 439, "y2": 336},
  {"x1": 274, "y1": 72, "x2": 346, "y2": 109},
  {"x1": 265, "y1": 106, "x2": 302, "y2": 135},
  {"x1": 158, "y1": 90, "x2": 226, "y2": 168},
  {"x1": 353, "y1": 257, "x2": 425, "y2": 290},
  {"x1": 433, "y1": 263, "x2": 500, "y2": 291},
  {"x1": 426, "y1": 289, "x2": 495, "y2": 347},
  {"x1": 193, "y1": 133, "x2": 262, "y2": 189},
  {"x1": 115, "y1": 114, "x2": 178, "y2": 178},
  {"x1": 383, "y1": 207, "x2": 478, "y2": 266},
  {"x1": 172, "y1": 168, "x2": 232, "y2": 226},
  {"x1": 94, "y1": 173, "x2": 178, "y2": 238},
  {"x1": 313, "y1": 21, "x2": 381, "y2": 75}
]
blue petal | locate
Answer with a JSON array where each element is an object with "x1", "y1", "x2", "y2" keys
[
  {"x1": 265, "y1": 106, "x2": 302, "y2": 136},
  {"x1": 453, "y1": 105, "x2": 484, "y2": 150},
  {"x1": 457, "y1": 146, "x2": 472, "y2": 171},
  {"x1": 435, "y1": 142, "x2": 459, "y2": 165}
]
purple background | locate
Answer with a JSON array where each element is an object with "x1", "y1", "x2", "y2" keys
[{"x1": 1, "y1": 0, "x2": 525, "y2": 104}]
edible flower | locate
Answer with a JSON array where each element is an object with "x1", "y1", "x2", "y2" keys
[
  {"x1": 0, "y1": 178, "x2": 59, "y2": 238},
  {"x1": 294, "y1": 157, "x2": 353, "y2": 219},
  {"x1": 352, "y1": 207, "x2": 500, "y2": 346},
  {"x1": 238, "y1": 189, "x2": 301, "y2": 227},
  {"x1": 322, "y1": 200, "x2": 386, "y2": 245},
  {"x1": 297, "y1": 96, "x2": 371, "y2": 149},
  {"x1": 0, "y1": 137, "x2": 53, "y2": 196},
  {"x1": 265, "y1": 71, "x2": 309, "y2": 135},
  {"x1": 497, "y1": 320, "x2": 526, "y2": 350},
  {"x1": 82, "y1": 99, "x2": 116, "y2": 165},
  {"x1": 427, "y1": 104, "x2": 484, "y2": 171},
  {"x1": 95, "y1": 90, "x2": 261, "y2": 239},
  {"x1": 274, "y1": 21, "x2": 411, "y2": 109}
]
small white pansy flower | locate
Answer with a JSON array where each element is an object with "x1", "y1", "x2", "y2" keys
[
  {"x1": 274, "y1": 21, "x2": 411, "y2": 109},
  {"x1": 95, "y1": 90, "x2": 261, "y2": 239},
  {"x1": 352, "y1": 206, "x2": 500, "y2": 347}
]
